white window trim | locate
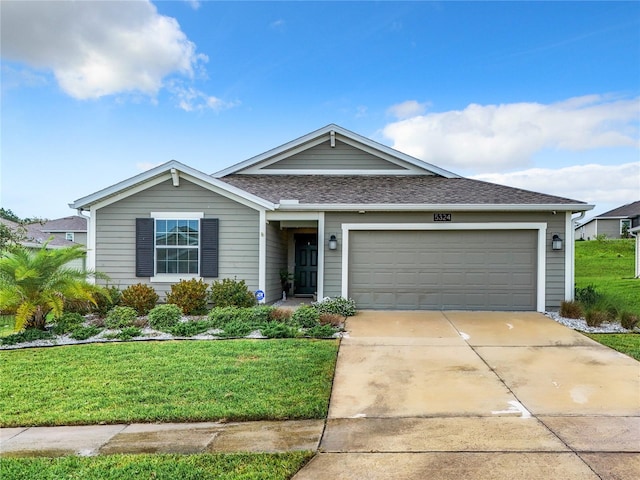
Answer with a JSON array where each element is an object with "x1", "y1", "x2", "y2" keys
[
  {"x1": 65, "y1": 232, "x2": 75, "y2": 242},
  {"x1": 340, "y1": 222, "x2": 547, "y2": 312},
  {"x1": 620, "y1": 219, "x2": 631, "y2": 234},
  {"x1": 150, "y1": 212, "x2": 204, "y2": 283}
]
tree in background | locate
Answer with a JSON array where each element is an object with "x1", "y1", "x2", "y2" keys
[{"x1": 0, "y1": 242, "x2": 104, "y2": 330}]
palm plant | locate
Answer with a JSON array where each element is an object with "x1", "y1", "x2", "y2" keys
[{"x1": 0, "y1": 243, "x2": 104, "y2": 330}]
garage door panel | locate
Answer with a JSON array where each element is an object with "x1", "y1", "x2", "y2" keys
[{"x1": 349, "y1": 230, "x2": 537, "y2": 311}]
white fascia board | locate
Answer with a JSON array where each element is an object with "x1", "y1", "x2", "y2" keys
[
  {"x1": 212, "y1": 123, "x2": 461, "y2": 178},
  {"x1": 266, "y1": 211, "x2": 321, "y2": 221},
  {"x1": 276, "y1": 203, "x2": 595, "y2": 212},
  {"x1": 70, "y1": 160, "x2": 275, "y2": 212}
]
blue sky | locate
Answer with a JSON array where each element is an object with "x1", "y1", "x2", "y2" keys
[{"x1": 1, "y1": 0, "x2": 639, "y2": 221}]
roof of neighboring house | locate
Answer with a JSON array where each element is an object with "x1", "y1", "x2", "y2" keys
[
  {"x1": 594, "y1": 200, "x2": 640, "y2": 219},
  {"x1": 220, "y1": 174, "x2": 589, "y2": 208},
  {"x1": 0, "y1": 217, "x2": 84, "y2": 248},
  {"x1": 40, "y1": 215, "x2": 87, "y2": 232}
]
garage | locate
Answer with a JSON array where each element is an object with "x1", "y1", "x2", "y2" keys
[{"x1": 348, "y1": 229, "x2": 537, "y2": 310}]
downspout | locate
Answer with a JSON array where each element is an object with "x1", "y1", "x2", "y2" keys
[
  {"x1": 567, "y1": 211, "x2": 587, "y2": 300},
  {"x1": 76, "y1": 208, "x2": 95, "y2": 283}
]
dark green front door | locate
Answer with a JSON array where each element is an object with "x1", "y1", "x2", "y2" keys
[{"x1": 295, "y1": 234, "x2": 317, "y2": 295}]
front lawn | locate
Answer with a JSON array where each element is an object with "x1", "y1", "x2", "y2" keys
[
  {"x1": 575, "y1": 239, "x2": 640, "y2": 315},
  {"x1": 584, "y1": 333, "x2": 640, "y2": 361},
  {"x1": 0, "y1": 452, "x2": 313, "y2": 480},
  {"x1": 0, "y1": 340, "x2": 338, "y2": 427}
]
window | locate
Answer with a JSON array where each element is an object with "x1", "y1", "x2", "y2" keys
[
  {"x1": 136, "y1": 215, "x2": 218, "y2": 279},
  {"x1": 155, "y1": 219, "x2": 199, "y2": 274},
  {"x1": 65, "y1": 232, "x2": 75, "y2": 242},
  {"x1": 621, "y1": 219, "x2": 631, "y2": 235}
]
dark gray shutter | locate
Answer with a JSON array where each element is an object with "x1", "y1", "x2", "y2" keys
[
  {"x1": 136, "y1": 218, "x2": 154, "y2": 277},
  {"x1": 200, "y1": 218, "x2": 219, "y2": 278}
]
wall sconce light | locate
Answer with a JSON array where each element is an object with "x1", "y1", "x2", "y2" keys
[
  {"x1": 552, "y1": 234, "x2": 563, "y2": 251},
  {"x1": 328, "y1": 234, "x2": 338, "y2": 250}
]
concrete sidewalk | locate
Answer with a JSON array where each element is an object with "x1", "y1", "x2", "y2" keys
[
  {"x1": 1, "y1": 420, "x2": 324, "y2": 457},
  {"x1": 294, "y1": 311, "x2": 640, "y2": 480}
]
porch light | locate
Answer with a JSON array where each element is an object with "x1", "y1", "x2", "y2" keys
[
  {"x1": 328, "y1": 234, "x2": 338, "y2": 250},
  {"x1": 552, "y1": 234, "x2": 563, "y2": 251}
]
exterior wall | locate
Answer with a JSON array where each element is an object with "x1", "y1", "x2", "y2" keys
[
  {"x1": 323, "y1": 211, "x2": 567, "y2": 311},
  {"x1": 265, "y1": 221, "x2": 288, "y2": 303},
  {"x1": 263, "y1": 142, "x2": 406, "y2": 170},
  {"x1": 595, "y1": 219, "x2": 625, "y2": 239},
  {"x1": 94, "y1": 179, "x2": 259, "y2": 297},
  {"x1": 73, "y1": 232, "x2": 88, "y2": 246}
]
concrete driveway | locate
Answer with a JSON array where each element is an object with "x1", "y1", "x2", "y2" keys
[{"x1": 294, "y1": 311, "x2": 640, "y2": 480}]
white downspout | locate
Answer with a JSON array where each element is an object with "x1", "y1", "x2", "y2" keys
[{"x1": 77, "y1": 208, "x2": 95, "y2": 283}]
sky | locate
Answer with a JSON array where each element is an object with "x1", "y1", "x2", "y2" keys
[{"x1": 1, "y1": 0, "x2": 639, "y2": 223}]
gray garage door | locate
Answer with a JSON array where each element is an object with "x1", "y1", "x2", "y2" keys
[{"x1": 349, "y1": 230, "x2": 537, "y2": 310}]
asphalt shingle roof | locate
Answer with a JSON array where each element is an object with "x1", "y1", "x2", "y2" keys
[
  {"x1": 220, "y1": 175, "x2": 586, "y2": 206},
  {"x1": 596, "y1": 200, "x2": 640, "y2": 218}
]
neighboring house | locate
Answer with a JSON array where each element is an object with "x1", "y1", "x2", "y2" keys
[
  {"x1": 575, "y1": 201, "x2": 640, "y2": 240},
  {"x1": 0, "y1": 216, "x2": 87, "y2": 269},
  {"x1": 70, "y1": 124, "x2": 593, "y2": 312}
]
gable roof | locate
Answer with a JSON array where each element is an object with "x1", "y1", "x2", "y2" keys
[
  {"x1": 70, "y1": 160, "x2": 276, "y2": 212},
  {"x1": 221, "y1": 174, "x2": 591, "y2": 211},
  {"x1": 594, "y1": 200, "x2": 640, "y2": 219},
  {"x1": 213, "y1": 124, "x2": 461, "y2": 178}
]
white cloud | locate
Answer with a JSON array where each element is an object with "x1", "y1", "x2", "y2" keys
[
  {"x1": 1, "y1": 0, "x2": 206, "y2": 100},
  {"x1": 169, "y1": 83, "x2": 239, "y2": 112},
  {"x1": 383, "y1": 95, "x2": 639, "y2": 172},
  {"x1": 270, "y1": 19, "x2": 286, "y2": 30},
  {"x1": 472, "y1": 162, "x2": 640, "y2": 214},
  {"x1": 387, "y1": 100, "x2": 428, "y2": 119}
]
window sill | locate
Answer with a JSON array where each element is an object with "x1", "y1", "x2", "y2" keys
[{"x1": 150, "y1": 274, "x2": 201, "y2": 283}]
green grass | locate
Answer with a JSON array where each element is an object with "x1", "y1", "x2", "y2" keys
[
  {"x1": 575, "y1": 238, "x2": 640, "y2": 315},
  {"x1": 584, "y1": 333, "x2": 640, "y2": 361},
  {"x1": 0, "y1": 452, "x2": 313, "y2": 480},
  {"x1": 0, "y1": 340, "x2": 338, "y2": 427}
]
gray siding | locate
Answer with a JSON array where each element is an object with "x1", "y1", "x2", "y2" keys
[
  {"x1": 263, "y1": 141, "x2": 407, "y2": 170},
  {"x1": 95, "y1": 179, "x2": 259, "y2": 297},
  {"x1": 265, "y1": 221, "x2": 288, "y2": 303},
  {"x1": 595, "y1": 219, "x2": 624, "y2": 239},
  {"x1": 323, "y1": 211, "x2": 567, "y2": 311}
]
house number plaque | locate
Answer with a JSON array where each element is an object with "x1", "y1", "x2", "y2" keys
[{"x1": 433, "y1": 213, "x2": 452, "y2": 222}]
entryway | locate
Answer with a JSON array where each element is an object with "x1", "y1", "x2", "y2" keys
[{"x1": 294, "y1": 233, "x2": 317, "y2": 296}]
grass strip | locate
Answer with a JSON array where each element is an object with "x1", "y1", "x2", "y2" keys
[
  {"x1": 584, "y1": 333, "x2": 640, "y2": 361},
  {"x1": 0, "y1": 452, "x2": 314, "y2": 480},
  {"x1": 0, "y1": 339, "x2": 338, "y2": 427}
]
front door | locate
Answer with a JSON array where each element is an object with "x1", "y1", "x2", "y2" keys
[{"x1": 294, "y1": 234, "x2": 318, "y2": 295}]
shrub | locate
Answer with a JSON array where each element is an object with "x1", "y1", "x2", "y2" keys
[
  {"x1": 210, "y1": 278, "x2": 256, "y2": 307},
  {"x1": 319, "y1": 313, "x2": 344, "y2": 327},
  {"x1": 105, "y1": 306, "x2": 138, "y2": 329},
  {"x1": 261, "y1": 322, "x2": 298, "y2": 338},
  {"x1": 575, "y1": 285, "x2": 601, "y2": 308},
  {"x1": 120, "y1": 283, "x2": 158, "y2": 315},
  {"x1": 292, "y1": 305, "x2": 320, "y2": 329},
  {"x1": 1, "y1": 328, "x2": 53, "y2": 345},
  {"x1": 91, "y1": 286, "x2": 121, "y2": 317},
  {"x1": 559, "y1": 301, "x2": 583, "y2": 319},
  {"x1": 62, "y1": 298, "x2": 91, "y2": 315},
  {"x1": 208, "y1": 306, "x2": 243, "y2": 327},
  {"x1": 217, "y1": 320, "x2": 256, "y2": 338},
  {"x1": 620, "y1": 312, "x2": 639, "y2": 330},
  {"x1": 52, "y1": 312, "x2": 85, "y2": 335},
  {"x1": 270, "y1": 308, "x2": 292, "y2": 323},
  {"x1": 170, "y1": 320, "x2": 212, "y2": 337},
  {"x1": 148, "y1": 304, "x2": 183, "y2": 331},
  {"x1": 116, "y1": 327, "x2": 142, "y2": 340},
  {"x1": 69, "y1": 325, "x2": 102, "y2": 340},
  {"x1": 312, "y1": 297, "x2": 357, "y2": 317},
  {"x1": 166, "y1": 278, "x2": 209, "y2": 315},
  {"x1": 248, "y1": 306, "x2": 275, "y2": 324},
  {"x1": 306, "y1": 324, "x2": 338, "y2": 338},
  {"x1": 585, "y1": 310, "x2": 611, "y2": 327}
]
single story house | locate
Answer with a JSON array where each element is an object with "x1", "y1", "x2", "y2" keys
[
  {"x1": 575, "y1": 201, "x2": 640, "y2": 240},
  {"x1": 70, "y1": 124, "x2": 593, "y2": 312}
]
